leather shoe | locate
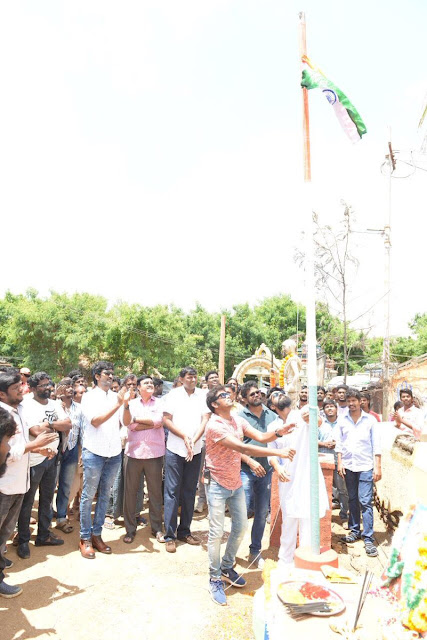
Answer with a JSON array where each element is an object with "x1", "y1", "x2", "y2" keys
[
  {"x1": 35, "y1": 534, "x2": 64, "y2": 547},
  {"x1": 165, "y1": 540, "x2": 176, "y2": 553},
  {"x1": 178, "y1": 534, "x2": 201, "y2": 546},
  {"x1": 79, "y1": 539, "x2": 95, "y2": 559},
  {"x1": 91, "y1": 535, "x2": 112, "y2": 554},
  {"x1": 17, "y1": 543, "x2": 30, "y2": 559}
]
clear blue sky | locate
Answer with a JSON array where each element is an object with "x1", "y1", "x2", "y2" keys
[{"x1": 1, "y1": 1, "x2": 426, "y2": 337}]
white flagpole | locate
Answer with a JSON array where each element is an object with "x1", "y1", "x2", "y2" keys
[{"x1": 299, "y1": 10, "x2": 320, "y2": 554}]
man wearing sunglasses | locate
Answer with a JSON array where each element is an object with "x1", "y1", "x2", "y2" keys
[
  {"x1": 238, "y1": 381, "x2": 278, "y2": 568},
  {"x1": 197, "y1": 386, "x2": 295, "y2": 605}
]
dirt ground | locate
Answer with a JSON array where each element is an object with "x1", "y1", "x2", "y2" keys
[{"x1": 1, "y1": 500, "x2": 391, "y2": 640}]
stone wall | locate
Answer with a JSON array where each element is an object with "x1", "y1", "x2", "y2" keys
[{"x1": 377, "y1": 422, "x2": 427, "y2": 513}]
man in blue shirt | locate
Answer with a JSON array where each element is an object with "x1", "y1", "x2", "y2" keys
[
  {"x1": 335, "y1": 388, "x2": 382, "y2": 557},
  {"x1": 238, "y1": 381, "x2": 277, "y2": 568}
]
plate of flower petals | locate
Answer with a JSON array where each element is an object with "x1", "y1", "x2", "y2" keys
[{"x1": 277, "y1": 580, "x2": 346, "y2": 617}]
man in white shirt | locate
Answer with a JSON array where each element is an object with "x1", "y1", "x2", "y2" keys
[
  {"x1": 394, "y1": 388, "x2": 423, "y2": 440},
  {"x1": 336, "y1": 388, "x2": 381, "y2": 557},
  {"x1": 336, "y1": 384, "x2": 349, "y2": 416},
  {"x1": 17, "y1": 372, "x2": 71, "y2": 560},
  {"x1": 162, "y1": 367, "x2": 210, "y2": 553},
  {"x1": 79, "y1": 361, "x2": 131, "y2": 559},
  {"x1": 0, "y1": 370, "x2": 57, "y2": 598}
]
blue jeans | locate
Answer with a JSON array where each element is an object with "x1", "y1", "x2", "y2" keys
[
  {"x1": 80, "y1": 448, "x2": 121, "y2": 540},
  {"x1": 206, "y1": 480, "x2": 247, "y2": 580},
  {"x1": 56, "y1": 445, "x2": 79, "y2": 521},
  {"x1": 241, "y1": 466, "x2": 272, "y2": 555},
  {"x1": 18, "y1": 456, "x2": 57, "y2": 544},
  {"x1": 344, "y1": 468, "x2": 374, "y2": 542},
  {"x1": 163, "y1": 449, "x2": 201, "y2": 541}
]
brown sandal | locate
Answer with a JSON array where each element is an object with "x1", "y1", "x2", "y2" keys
[{"x1": 56, "y1": 520, "x2": 74, "y2": 534}]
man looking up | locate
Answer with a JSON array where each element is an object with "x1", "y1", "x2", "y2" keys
[
  {"x1": 298, "y1": 386, "x2": 308, "y2": 410},
  {"x1": 17, "y1": 372, "x2": 71, "y2": 559},
  {"x1": 0, "y1": 372, "x2": 57, "y2": 598},
  {"x1": 122, "y1": 376, "x2": 165, "y2": 544},
  {"x1": 205, "y1": 371, "x2": 220, "y2": 390},
  {"x1": 162, "y1": 367, "x2": 210, "y2": 553},
  {"x1": 55, "y1": 378, "x2": 84, "y2": 534},
  {"x1": 336, "y1": 389, "x2": 381, "y2": 557},
  {"x1": 393, "y1": 388, "x2": 423, "y2": 440},
  {"x1": 122, "y1": 374, "x2": 138, "y2": 394},
  {"x1": 238, "y1": 381, "x2": 277, "y2": 568},
  {"x1": 152, "y1": 378, "x2": 164, "y2": 398},
  {"x1": 317, "y1": 386, "x2": 326, "y2": 415},
  {"x1": 200, "y1": 386, "x2": 295, "y2": 605},
  {"x1": 194, "y1": 370, "x2": 220, "y2": 514},
  {"x1": 79, "y1": 361, "x2": 132, "y2": 559},
  {"x1": 336, "y1": 384, "x2": 348, "y2": 416}
]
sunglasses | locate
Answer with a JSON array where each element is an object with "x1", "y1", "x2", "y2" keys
[{"x1": 215, "y1": 392, "x2": 231, "y2": 401}]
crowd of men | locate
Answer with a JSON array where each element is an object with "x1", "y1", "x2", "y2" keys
[{"x1": 0, "y1": 362, "x2": 424, "y2": 605}]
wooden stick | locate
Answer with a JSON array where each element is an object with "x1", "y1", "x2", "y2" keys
[{"x1": 353, "y1": 570, "x2": 373, "y2": 631}]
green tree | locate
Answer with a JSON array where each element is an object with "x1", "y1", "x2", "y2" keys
[{"x1": 0, "y1": 290, "x2": 109, "y2": 378}]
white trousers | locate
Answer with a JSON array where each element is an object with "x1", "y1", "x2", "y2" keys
[{"x1": 278, "y1": 514, "x2": 311, "y2": 564}]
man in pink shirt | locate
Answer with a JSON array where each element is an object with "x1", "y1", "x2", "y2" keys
[
  {"x1": 122, "y1": 376, "x2": 165, "y2": 544},
  {"x1": 197, "y1": 386, "x2": 295, "y2": 606}
]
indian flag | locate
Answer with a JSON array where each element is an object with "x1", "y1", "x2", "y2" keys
[{"x1": 301, "y1": 56, "x2": 367, "y2": 143}]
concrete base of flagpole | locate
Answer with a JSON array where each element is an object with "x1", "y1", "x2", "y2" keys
[{"x1": 294, "y1": 546, "x2": 339, "y2": 571}]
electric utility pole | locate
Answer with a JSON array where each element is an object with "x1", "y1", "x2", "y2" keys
[{"x1": 382, "y1": 135, "x2": 395, "y2": 420}]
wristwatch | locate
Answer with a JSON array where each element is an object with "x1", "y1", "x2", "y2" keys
[
  {"x1": 275, "y1": 428, "x2": 282, "y2": 438},
  {"x1": 124, "y1": 405, "x2": 130, "y2": 411}
]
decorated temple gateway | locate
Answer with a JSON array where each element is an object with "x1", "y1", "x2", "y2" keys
[{"x1": 231, "y1": 340, "x2": 331, "y2": 405}]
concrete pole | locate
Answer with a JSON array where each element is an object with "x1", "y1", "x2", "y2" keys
[{"x1": 382, "y1": 137, "x2": 394, "y2": 419}]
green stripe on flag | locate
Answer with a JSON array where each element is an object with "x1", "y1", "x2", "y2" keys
[{"x1": 301, "y1": 69, "x2": 367, "y2": 138}]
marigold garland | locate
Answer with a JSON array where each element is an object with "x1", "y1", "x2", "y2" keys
[
  {"x1": 279, "y1": 353, "x2": 295, "y2": 389},
  {"x1": 382, "y1": 506, "x2": 427, "y2": 633}
]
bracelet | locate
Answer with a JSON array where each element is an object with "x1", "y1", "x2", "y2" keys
[{"x1": 124, "y1": 405, "x2": 130, "y2": 411}]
